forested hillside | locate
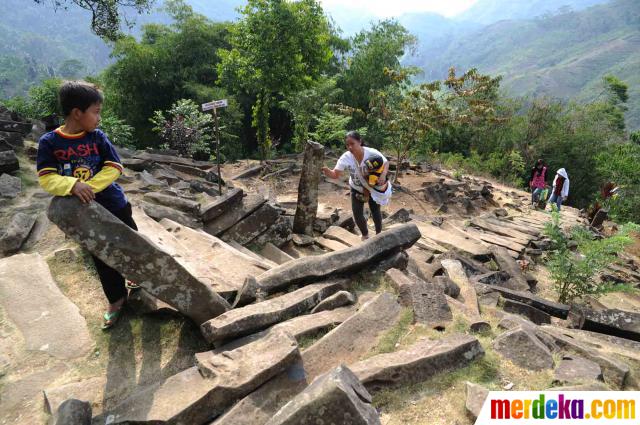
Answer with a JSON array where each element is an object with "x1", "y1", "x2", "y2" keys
[{"x1": 408, "y1": 0, "x2": 640, "y2": 129}]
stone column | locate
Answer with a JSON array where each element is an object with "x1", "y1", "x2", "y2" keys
[{"x1": 293, "y1": 140, "x2": 324, "y2": 235}]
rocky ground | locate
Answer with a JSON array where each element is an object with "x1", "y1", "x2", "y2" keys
[{"x1": 1, "y1": 112, "x2": 640, "y2": 424}]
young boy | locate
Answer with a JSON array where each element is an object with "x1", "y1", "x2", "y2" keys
[{"x1": 36, "y1": 80, "x2": 138, "y2": 329}]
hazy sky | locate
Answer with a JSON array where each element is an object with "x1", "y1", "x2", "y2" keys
[{"x1": 319, "y1": 0, "x2": 480, "y2": 17}]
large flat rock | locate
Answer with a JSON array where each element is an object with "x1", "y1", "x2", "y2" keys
[
  {"x1": 0, "y1": 253, "x2": 91, "y2": 359},
  {"x1": 265, "y1": 365, "x2": 380, "y2": 425},
  {"x1": 482, "y1": 284, "x2": 569, "y2": 319},
  {"x1": 221, "y1": 202, "x2": 280, "y2": 245},
  {"x1": 95, "y1": 329, "x2": 299, "y2": 424},
  {"x1": 581, "y1": 307, "x2": 640, "y2": 342},
  {"x1": 212, "y1": 293, "x2": 401, "y2": 425},
  {"x1": 48, "y1": 197, "x2": 230, "y2": 324},
  {"x1": 350, "y1": 334, "x2": 484, "y2": 392},
  {"x1": 0, "y1": 212, "x2": 36, "y2": 255},
  {"x1": 204, "y1": 194, "x2": 267, "y2": 236},
  {"x1": 160, "y1": 218, "x2": 272, "y2": 287},
  {"x1": 201, "y1": 188, "x2": 244, "y2": 222},
  {"x1": 201, "y1": 281, "x2": 345, "y2": 344},
  {"x1": 493, "y1": 326, "x2": 554, "y2": 370},
  {"x1": 133, "y1": 209, "x2": 239, "y2": 297},
  {"x1": 239, "y1": 224, "x2": 421, "y2": 303}
]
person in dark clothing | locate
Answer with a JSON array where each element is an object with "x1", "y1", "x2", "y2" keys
[
  {"x1": 529, "y1": 159, "x2": 547, "y2": 207},
  {"x1": 321, "y1": 131, "x2": 391, "y2": 240},
  {"x1": 36, "y1": 81, "x2": 137, "y2": 330}
]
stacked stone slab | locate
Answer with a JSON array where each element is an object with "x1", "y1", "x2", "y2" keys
[{"x1": 48, "y1": 197, "x2": 230, "y2": 324}]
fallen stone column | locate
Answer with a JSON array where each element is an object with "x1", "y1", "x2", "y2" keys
[
  {"x1": 489, "y1": 246, "x2": 530, "y2": 291},
  {"x1": 350, "y1": 334, "x2": 484, "y2": 392},
  {"x1": 482, "y1": 284, "x2": 569, "y2": 319},
  {"x1": 95, "y1": 329, "x2": 299, "y2": 424},
  {"x1": 265, "y1": 365, "x2": 380, "y2": 425},
  {"x1": 212, "y1": 293, "x2": 401, "y2": 425},
  {"x1": 48, "y1": 197, "x2": 230, "y2": 324},
  {"x1": 237, "y1": 223, "x2": 421, "y2": 303},
  {"x1": 201, "y1": 280, "x2": 346, "y2": 344},
  {"x1": 293, "y1": 140, "x2": 324, "y2": 235}
]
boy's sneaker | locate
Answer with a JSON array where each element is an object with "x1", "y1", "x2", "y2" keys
[{"x1": 125, "y1": 280, "x2": 141, "y2": 290}]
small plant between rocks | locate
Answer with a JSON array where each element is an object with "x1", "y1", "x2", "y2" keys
[{"x1": 543, "y1": 209, "x2": 639, "y2": 304}]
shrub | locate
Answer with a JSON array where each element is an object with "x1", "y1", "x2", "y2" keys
[
  {"x1": 543, "y1": 210, "x2": 637, "y2": 303},
  {"x1": 99, "y1": 114, "x2": 136, "y2": 149},
  {"x1": 150, "y1": 99, "x2": 213, "y2": 159}
]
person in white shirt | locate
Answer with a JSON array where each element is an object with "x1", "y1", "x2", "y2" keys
[{"x1": 321, "y1": 131, "x2": 392, "y2": 240}]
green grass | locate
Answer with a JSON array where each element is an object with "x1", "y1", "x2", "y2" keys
[{"x1": 371, "y1": 308, "x2": 414, "y2": 355}]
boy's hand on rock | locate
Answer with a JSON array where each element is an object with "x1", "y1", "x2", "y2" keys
[
  {"x1": 321, "y1": 166, "x2": 331, "y2": 177},
  {"x1": 71, "y1": 181, "x2": 95, "y2": 204}
]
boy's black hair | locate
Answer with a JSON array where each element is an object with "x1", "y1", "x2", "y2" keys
[{"x1": 59, "y1": 80, "x2": 104, "y2": 117}]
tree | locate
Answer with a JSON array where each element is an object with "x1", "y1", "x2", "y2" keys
[
  {"x1": 280, "y1": 77, "x2": 341, "y2": 152},
  {"x1": 337, "y1": 20, "x2": 416, "y2": 114},
  {"x1": 34, "y1": 0, "x2": 153, "y2": 41},
  {"x1": 103, "y1": 1, "x2": 233, "y2": 146},
  {"x1": 370, "y1": 70, "x2": 443, "y2": 181},
  {"x1": 2, "y1": 78, "x2": 61, "y2": 119},
  {"x1": 218, "y1": 0, "x2": 333, "y2": 159},
  {"x1": 596, "y1": 142, "x2": 640, "y2": 223}
]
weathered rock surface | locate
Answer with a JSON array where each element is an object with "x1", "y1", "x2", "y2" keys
[
  {"x1": 239, "y1": 224, "x2": 421, "y2": 303},
  {"x1": 204, "y1": 193, "x2": 267, "y2": 236},
  {"x1": 159, "y1": 218, "x2": 272, "y2": 293},
  {"x1": 446, "y1": 295, "x2": 491, "y2": 332},
  {"x1": 260, "y1": 242, "x2": 294, "y2": 264},
  {"x1": 48, "y1": 197, "x2": 230, "y2": 323},
  {"x1": 221, "y1": 202, "x2": 280, "y2": 245},
  {"x1": 0, "y1": 173, "x2": 21, "y2": 198},
  {"x1": 493, "y1": 326, "x2": 554, "y2": 370},
  {"x1": 55, "y1": 399, "x2": 91, "y2": 425},
  {"x1": 465, "y1": 382, "x2": 489, "y2": 420},
  {"x1": 127, "y1": 288, "x2": 179, "y2": 315},
  {"x1": 580, "y1": 307, "x2": 640, "y2": 342},
  {"x1": 386, "y1": 268, "x2": 452, "y2": 328},
  {"x1": 482, "y1": 284, "x2": 570, "y2": 319},
  {"x1": 96, "y1": 329, "x2": 299, "y2": 424},
  {"x1": 553, "y1": 357, "x2": 604, "y2": 385},
  {"x1": 489, "y1": 246, "x2": 530, "y2": 291},
  {"x1": 400, "y1": 280, "x2": 452, "y2": 328},
  {"x1": 311, "y1": 290, "x2": 356, "y2": 313},
  {"x1": 350, "y1": 334, "x2": 484, "y2": 392},
  {"x1": 502, "y1": 299, "x2": 551, "y2": 325},
  {"x1": 137, "y1": 169, "x2": 168, "y2": 189},
  {"x1": 0, "y1": 253, "x2": 91, "y2": 359},
  {"x1": 441, "y1": 259, "x2": 480, "y2": 315},
  {"x1": 536, "y1": 326, "x2": 630, "y2": 389},
  {"x1": 0, "y1": 212, "x2": 36, "y2": 254},
  {"x1": 0, "y1": 150, "x2": 19, "y2": 174},
  {"x1": 292, "y1": 140, "x2": 324, "y2": 235},
  {"x1": 322, "y1": 225, "x2": 361, "y2": 247},
  {"x1": 140, "y1": 201, "x2": 202, "y2": 228},
  {"x1": 265, "y1": 365, "x2": 380, "y2": 425},
  {"x1": 213, "y1": 293, "x2": 401, "y2": 425},
  {"x1": 143, "y1": 192, "x2": 200, "y2": 215},
  {"x1": 201, "y1": 281, "x2": 346, "y2": 344},
  {"x1": 201, "y1": 188, "x2": 244, "y2": 222},
  {"x1": 44, "y1": 377, "x2": 105, "y2": 419}
]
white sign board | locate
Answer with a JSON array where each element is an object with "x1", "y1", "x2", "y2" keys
[{"x1": 202, "y1": 99, "x2": 228, "y2": 111}]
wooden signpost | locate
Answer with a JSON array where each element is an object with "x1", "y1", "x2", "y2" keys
[{"x1": 202, "y1": 99, "x2": 228, "y2": 194}]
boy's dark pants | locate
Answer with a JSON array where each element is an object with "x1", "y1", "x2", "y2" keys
[{"x1": 91, "y1": 202, "x2": 138, "y2": 304}]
